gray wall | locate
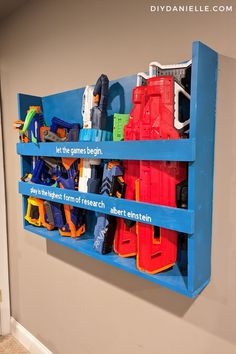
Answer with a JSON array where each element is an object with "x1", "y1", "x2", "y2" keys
[{"x1": 0, "y1": 0, "x2": 236, "y2": 353}]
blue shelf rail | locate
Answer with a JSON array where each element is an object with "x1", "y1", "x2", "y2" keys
[
  {"x1": 17, "y1": 139, "x2": 196, "y2": 161},
  {"x1": 16, "y1": 41, "x2": 218, "y2": 297},
  {"x1": 24, "y1": 225, "x2": 189, "y2": 296},
  {"x1": 19, "y1": 182, "x2": 194, "y2": 234}
]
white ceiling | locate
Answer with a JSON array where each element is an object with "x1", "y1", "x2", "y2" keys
[{"x1": 0, "y1": 0, "x2": 28, "y2": 21}]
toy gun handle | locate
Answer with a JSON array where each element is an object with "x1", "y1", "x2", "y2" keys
[
  {"x1": 42, "y1": 157, "x2": 62, "y2": 182},
  {"x1": 93, "y1": 74, "x2": 109, "y2": 111},
  {"x1": 44, "y1": 201, "x2": 66, "y2": 229},
  {"x1": 110, "y1": 176, "x2": 126, "y2": 199},
  {"x1": 44, "y1": 117, "x2": 80, "y2": 142}
]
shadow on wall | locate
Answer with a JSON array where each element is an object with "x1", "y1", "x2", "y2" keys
[{"x1": 46, "y1": 240, "x2": 195, "y2": 316}]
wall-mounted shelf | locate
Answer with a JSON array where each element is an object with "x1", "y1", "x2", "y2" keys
[{"x1": 16, "y1": 41, "x2": 218, "y2": 298}]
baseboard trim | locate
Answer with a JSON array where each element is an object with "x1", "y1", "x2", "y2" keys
[{"x1": 10, "y1": 317, "x2": 53, "y2": 354}]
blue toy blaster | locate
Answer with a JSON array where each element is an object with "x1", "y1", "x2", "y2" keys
[
  {"x1": 93, "y1": 161, "x2": 125, "y2": 254},
  {"x1": 44, "y1": 201, "x2": 86, "y2": 238},
  {"x1": 42, "y1": 117, "x2": 80, "y2": 142},
  {"x1": 30, "y1": 157, "x2": 62, "y2": 185}
]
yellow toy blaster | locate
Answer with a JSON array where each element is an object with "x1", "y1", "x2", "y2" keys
[{"x1": 25, "y1": 197, "x2": 54, "y2": 231}]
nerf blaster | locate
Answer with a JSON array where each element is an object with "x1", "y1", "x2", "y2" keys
[
  {"x1": 57, "y1": 157, "x2": 80, "y2": 190},
  {"x1": 113, "y1": 159, "x2": 139, "y2": 257},
  {"x1": 28, "y1": 157, "x2": 63, "y2": 185},
  {"x1": 24, "y1": 157, "x2": 85, "y2": 238},
  {"x1": 91, "y1": 74, "x2": 109, "y2": 130},
  {"x1": 14, "y1": 106, "x2": 45, "y2": 143},
  {"x1": 25, "y1": 197, "x2": 86, "y2": 238},
  {"x1": 58, "y1": 205, "x2": 86, "y2": 238},
  {"x1": 138, "y1": 60, "x2": 191, "y2": 135},
  {"x1": 78, "y1": 158, "x2": 101, "y2": 194},
  {"x1": 113, "y1": 114, "x2": 129, "y2": 141},
  {"x1": 42, "y1": 117, "x2": 80, "y2": 142},
  {"x1": 14, "y1": 106, "x2": 80, "y2": 143},
  {"x1": 25, "y1": 197, "x2": 54, "y2": 231},
  {"x1": 43, "y1": 201, "x2": 66, "y2": 229},
  {"x1": 44, "y1": 200, "x2": 86, "y2": 238},
  {"x1": 93, "y1": 161, "x2": 125, "y2": 254},
  {"x1": 114, "y1": 60, "x2": 191, "y2": 274},
  {"x1": 79, "y1": 75, "x2": 111, "y2": 193},
  {"x1": 80, "y1": 74, "x2": 112, "y2": 141},
  {"x1": 25, "y1": 156, "x2": 79, "y2": 189},
  {"x1": 57, "y1": 158, "x2": 86, "y2": 238},
  {"x1": 114, "y1": 83, "x2": 146, "y2": 256},
  {"x1": 81, "y1": 74, "x2": 109, "y2": 130}
]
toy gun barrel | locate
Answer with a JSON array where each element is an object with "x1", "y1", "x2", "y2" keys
[{"x1": 50, "y1": 117, "x2": 76, "y2": 133}]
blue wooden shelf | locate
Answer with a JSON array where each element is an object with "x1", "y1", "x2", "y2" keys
[{"x1": 16, "y1": 41, "x2": 218, "y2": 297}]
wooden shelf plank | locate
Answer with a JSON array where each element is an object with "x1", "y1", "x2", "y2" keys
[
  {"x1": 19, "y1": 182, "x2": 194, "y2": 234},
  {"x1": 17, "y1": 139, "x2": 196, "y2": 162}
]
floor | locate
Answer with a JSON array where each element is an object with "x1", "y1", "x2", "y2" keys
[{"x1": 0, "y1": 335, "x2": 29, "y2": 354}]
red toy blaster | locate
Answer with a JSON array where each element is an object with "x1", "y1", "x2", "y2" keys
[{"x1": 114, "y1": 71, "x2": 190, "y2": 274}]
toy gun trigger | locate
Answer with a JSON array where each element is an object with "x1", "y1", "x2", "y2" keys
[{"x1": 124, "y1": 219, "x2": 136, "y2": 229}]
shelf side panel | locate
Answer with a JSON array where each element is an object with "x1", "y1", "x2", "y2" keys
[{"x1": 188, "y1": 41, "x2": 218, "y2": 293}]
